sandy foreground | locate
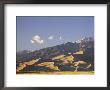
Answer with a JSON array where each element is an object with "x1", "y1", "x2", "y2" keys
[{"x1": 17, "y1": 71, "x2": 94, "y2": 75}]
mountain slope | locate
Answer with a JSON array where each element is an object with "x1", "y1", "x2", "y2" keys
[{"x1": 16, "y1": 37, "x2": 94, "y2": 73}]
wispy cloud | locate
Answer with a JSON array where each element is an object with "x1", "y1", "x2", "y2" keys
[
  {"x1": 48, "y1": 36, "x2": 54, "y2": 40},
  {"x1": 30, "y1": 35, "x2": 44, "y2": 44}
]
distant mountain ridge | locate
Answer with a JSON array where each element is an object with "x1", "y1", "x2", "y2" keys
[{"x1": 17, "y1": 37, "x2": 94, "y2": 61}]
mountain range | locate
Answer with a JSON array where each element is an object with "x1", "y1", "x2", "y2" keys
[{"x1": 16, "y1": 37, "x2": 94, "y2": 73}]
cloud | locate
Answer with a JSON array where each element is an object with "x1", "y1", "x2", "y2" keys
[
  {"x1": 30, "y1": 35, "x2": 44, "y2": 44},
  {"x1": 30, "y1": 40, "x2": 34, "y2": 43},
  {"x1": 48, "y1": 36, "x2": 54, "y2": 40},
  {"x1": 59, "y1": 36, "x2": 62, "y2": 40}
]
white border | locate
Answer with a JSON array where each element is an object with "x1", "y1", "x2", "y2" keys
[{"x1": 5, "y1": 4, "x2": 107, "y2": 87}]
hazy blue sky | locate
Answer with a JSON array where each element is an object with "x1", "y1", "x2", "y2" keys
[{"x1": 17, "y1": 16, "x2": 94, "y2": 51}]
